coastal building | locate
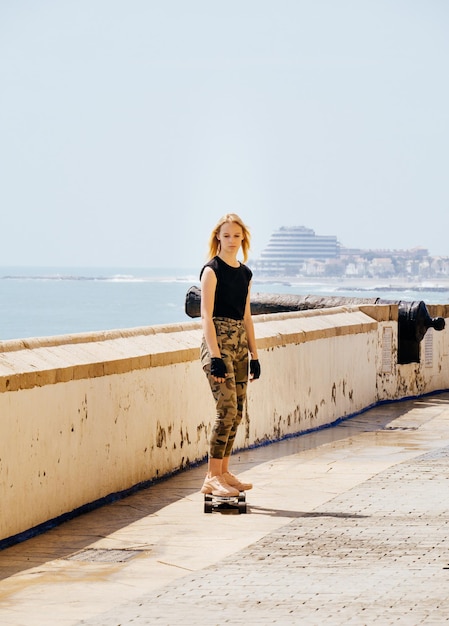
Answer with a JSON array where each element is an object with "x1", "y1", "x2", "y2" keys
[
  {"x1": 252, "y1": 226, "x2": 339, "y2": 275},
  {"x1": 251, "y1": 225, "x2": 448, "y2": 279}
]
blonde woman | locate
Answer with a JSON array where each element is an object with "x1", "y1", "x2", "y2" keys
[{"x1": 200, "y1": 213, "x2": 261, "y2": 497}]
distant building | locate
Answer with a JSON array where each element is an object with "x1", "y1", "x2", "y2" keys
[
  {"x1": 251, "y1": 225, "x2": 446, "y2": 279},
  {"x1": 253, "y1": 226, "x2": 339, "y2": 275}
]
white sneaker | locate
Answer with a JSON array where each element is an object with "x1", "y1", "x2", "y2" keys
[
  {"x1": 223, "y1": 471, "x2": 253, "y2": 491},
  {"x1": 201, "y1": 474, "x2": 239, "y2": 497}
]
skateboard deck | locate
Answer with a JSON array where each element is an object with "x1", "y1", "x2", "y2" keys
[{"x1": 204, "y1": 491, "x2": 247, "y2": 514}]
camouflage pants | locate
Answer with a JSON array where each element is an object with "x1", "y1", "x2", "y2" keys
[{"x1": 201, "y1": 317, "x2": 249, "y2": 459}]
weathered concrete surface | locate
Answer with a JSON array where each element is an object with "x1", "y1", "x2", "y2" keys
[
  {"x1": 0, "y1": 392, "x2": 449, "y2": 625},
  {"x1": 0, "y1": 308, "x2": 388, "y2": 543}
]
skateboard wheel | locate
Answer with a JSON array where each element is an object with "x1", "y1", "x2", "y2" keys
[
  {"x1": 204, "y1": 493, "x2": 213, "y2": 513},
  {"x1": 238, "y1": 501, "x2": 247, "y2": 514}
]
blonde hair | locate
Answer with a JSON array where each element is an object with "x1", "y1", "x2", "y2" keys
[{"x1": 207, "y1": 213, "x2": 251, "y2": 263}]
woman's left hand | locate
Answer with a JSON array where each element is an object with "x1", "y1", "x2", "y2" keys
[{"x1": 250, "y1": 359, "x2": 261, "y2": 381}]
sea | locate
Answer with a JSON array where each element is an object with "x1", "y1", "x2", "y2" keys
[{"x1": 1, "y1": 266, "x2": 448, "y2": 342}]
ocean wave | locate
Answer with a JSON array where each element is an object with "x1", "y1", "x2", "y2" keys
[{"x1": 0, "y1": 273, "x2": 199, "y2": 284}]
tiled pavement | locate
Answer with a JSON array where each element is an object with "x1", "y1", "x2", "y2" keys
[{"x1": 1, "y1": 393, "x2": 449, "y2": 625}]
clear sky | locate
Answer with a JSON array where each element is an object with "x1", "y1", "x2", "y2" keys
[{"x1": 1, "y1": 1, "x2": 448, "y2": 269}]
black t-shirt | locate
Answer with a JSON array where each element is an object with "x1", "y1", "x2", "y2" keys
[{"x1": 200, "y1": 256, "x2": 252, "y2": 320}]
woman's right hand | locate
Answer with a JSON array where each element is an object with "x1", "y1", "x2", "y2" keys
[{"x1": 210, "y1": 357, "x2": 227, "y2": 382}]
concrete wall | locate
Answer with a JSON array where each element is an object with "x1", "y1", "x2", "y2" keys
[{"x1": 1, "y1": 304, "x2": 448, "y2": 544}]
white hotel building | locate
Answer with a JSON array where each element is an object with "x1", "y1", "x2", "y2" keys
[{"x1": 252, "y1": 226, "x2": 339, "y2": 275}]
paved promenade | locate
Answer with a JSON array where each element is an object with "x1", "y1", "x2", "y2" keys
[{"x1": 1, "y1": 392, "x2": 449, "y2": 625}]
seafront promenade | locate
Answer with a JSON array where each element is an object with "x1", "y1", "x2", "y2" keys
[{"x1": 1, "y1": 391, "x2": 449, "y2": 625}]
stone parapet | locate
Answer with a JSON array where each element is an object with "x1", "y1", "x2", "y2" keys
[{"x1": 0, "y1": 305, "x2": 448, "y2": 545}]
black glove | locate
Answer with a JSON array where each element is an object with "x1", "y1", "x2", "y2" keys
[
  {"x1": 210, "y1": 357, "x2": 227, "y2": 378},
  {"x1": 250, "y1": 359, "x2": 261, "y2": 380}
]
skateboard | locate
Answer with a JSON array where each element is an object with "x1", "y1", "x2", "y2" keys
[{"x1": 204, "y1": 491, "x2": 247, "y2": 514}]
